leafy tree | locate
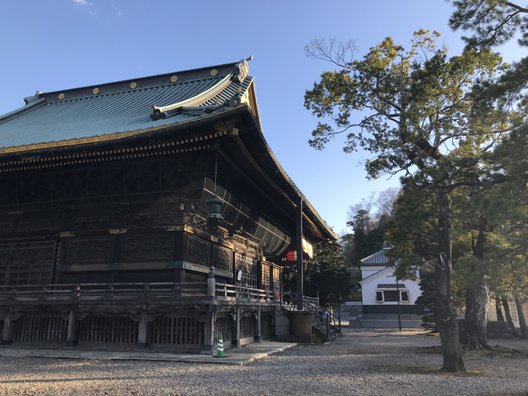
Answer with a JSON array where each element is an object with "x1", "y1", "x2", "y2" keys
[
  {"x1": 341, "y1": 233, "x2": 362, "y2": 300},
  {"x1": 415, "y1": 263, "x2": 437, "y2": 331},
  {"x1": 347, "y1": 187, "x2": 398, "y2": 267},
  {"x1": 304, "y1": 241, "x2": 351, "y2": 308},
  {"x1": 450, "y1": 182, "x2": 494, "y2": 350},
  {"x1": 305, "y1": 31, "x2": 508, "y2": 372},
  {"x1": 450, "y1": 0, "x2": 528, "y2": 340},
  {"x1": 449, "y1": 1, "x2": 528, "y2": 47},
  {"x1": 449, "y1": 1, "x2": 527, "y2": 135}
]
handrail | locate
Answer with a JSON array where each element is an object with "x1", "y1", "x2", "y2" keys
[
  {"x1": 282, "y1": 292, "x2": 341, "y2": 337},
  {"x1": 0, "y1": 282, "x2": 276, "y2": 305},
  {"x1": 214, "y1": 283, "x2": 274, "y2": 302}
]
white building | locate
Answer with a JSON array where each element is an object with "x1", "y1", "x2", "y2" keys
[{"x1": 359, "y1": 248, "x2": 422, "y2": 315}]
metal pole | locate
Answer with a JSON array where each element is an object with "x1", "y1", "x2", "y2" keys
[
  {"x1": 338, "y1": 305, "x2": 342, "y2": 333},
  {"x1": 296, "y1": 196, "x2": 304, "y2": 311},
  {"x1": 396, "y1": 277, "x2": 402, "y2": 331}
]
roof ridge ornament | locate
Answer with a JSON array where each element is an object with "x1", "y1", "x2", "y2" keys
[
  {"x1": 231, "y1": 55, "x2": 253, "y2": 84},
  {"x1": 24, "y1": 91, "x2": 44, "y2": 105}
]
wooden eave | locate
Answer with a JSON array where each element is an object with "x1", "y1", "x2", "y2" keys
[{"x1": 0, "y1": 101, "x2": 335, "y2": 242}]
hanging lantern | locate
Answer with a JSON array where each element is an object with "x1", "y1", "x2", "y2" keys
[{"x1": 206, "y1": 197, "x2": 223, "y2": 223}]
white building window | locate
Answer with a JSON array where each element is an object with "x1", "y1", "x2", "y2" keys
[
  {"x1": 376, "y1": 291, "x2": 384, "y2": 302},
  {"x1": 375, "y1": 289, "x2": 409, "y2": 303}
]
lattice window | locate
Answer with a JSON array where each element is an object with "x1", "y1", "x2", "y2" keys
[
  {"x1": 235, "y1": 253, "x2": 257, "y2": 288},
  {"x1": 261, "y1": 314, "x2": 273, "y2": 339},
  {"x1": 0, "y1": 240, "x2": 55, "y2": 286},
  {"x1": 13, "y1": 314, "x2": 67, "y2": 344},
  {"x1": 272, "y1": 266, "x2": 281, "y2": 300},
  {"x1": 215, "y1": 315, "x2": 233, "y2": 345},
  {"x1": 78, "y1": 316, "x2": 138, "y2": 344},
  {"x1": 149, "y1": 316, "x2": 204, "y2": 345},
  {"x1": 240, "y1": 316, "x2": 255, "y2": 339},
  {"x1": 261, "y1": 263, "x2": 271, "y2": 290}
]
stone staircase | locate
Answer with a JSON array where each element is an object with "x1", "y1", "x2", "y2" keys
[
  {"x1": 311, "y1": 316, "x2": 339, "y2": 343},
  {"x1": 276, "y1": 295, "x2": 342, "y2": 343}
]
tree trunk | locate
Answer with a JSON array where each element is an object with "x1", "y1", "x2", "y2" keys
[
  {"x1": 463, "y1": 283, "x2": 489, "y2": 349},
  {"x1": 462, "y1": 227, "x2": 489, "y2": 350},
  {"x1": 496, "y1": 297, "x2": 505, "y2": 322},
  {"x1": 501, "y1": 297, "x2": 519, "y2": 337},
  {"x1": 436, "y1": 192, "x2": 465, "y2": 372},
  {"x1": 514, "y1": 296, "x2": 528, "y2": 339}
]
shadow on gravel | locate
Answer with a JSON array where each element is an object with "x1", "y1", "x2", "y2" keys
[
  {"x1": 420, "y1": 345, "x2": 527, "y2": 359},
  {"x1": 366, "y1": 362, "x2": 488, "y2": 377}
]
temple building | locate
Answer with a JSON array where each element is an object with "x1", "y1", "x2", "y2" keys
[{"x1": 0, "y1": 58, "x2": 336, "y2": 352}]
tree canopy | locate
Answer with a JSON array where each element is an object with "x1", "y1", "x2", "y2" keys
[
  {"x1": 449, "y1": 1, "x2": 528, "y2": 48},
  {"x1": 305, "y1": 30, "x2": 512, "y2": 372}
]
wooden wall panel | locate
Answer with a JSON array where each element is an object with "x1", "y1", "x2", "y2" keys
[
  {"x1": 120, "y1": 234, "x2": 175, "y2": 263},
  {"x1": 0, "y1": 240, "x2": 56, "y2": 286}
]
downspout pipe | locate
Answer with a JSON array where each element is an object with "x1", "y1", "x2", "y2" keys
[{"x1": 296, "y1": 195, "x2": 304, "y2": 310}]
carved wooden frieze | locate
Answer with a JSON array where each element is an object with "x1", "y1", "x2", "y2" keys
[
  {"x1": 190, "y1": 215, "x2": 208, "y2": 234},
  {"x1": 213, "y1": 245, "x2": 232, "y2": 271},
  {"x1": 120, "y1": 234, "x2": 175, "y2": 263},
  {"x1": 235, "y1": 253, "x2": 257, "y2": 274},
  {"x1": 64, "y1": 237, "x2": 114, "y2": 265},
  {"x1": 186, "y1": 234, "x2": 211, "y2": 266}
]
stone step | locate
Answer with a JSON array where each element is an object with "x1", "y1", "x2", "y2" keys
[
  {"x1": 360, "y1": 313, "x2": 423, "y2": 320},
  {"x1": 357, "y1": 319, "x2": 423, "y2": 329}
]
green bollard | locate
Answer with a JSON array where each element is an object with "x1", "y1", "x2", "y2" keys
[{"x1": 216, "y1": 334, "x2": 225, "y2": 358}]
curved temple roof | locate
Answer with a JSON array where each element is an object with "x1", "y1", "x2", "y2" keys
[
  {"x1": 0, "y1": 59, "x2": 252, "y2": 153},
  {"x1": 0, "y1": 58, "x2": 337, "y2": 241}
]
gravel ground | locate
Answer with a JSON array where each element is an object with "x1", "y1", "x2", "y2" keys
[{"x1": 0, "y1": 329, "x2": 527, "y2": 395}]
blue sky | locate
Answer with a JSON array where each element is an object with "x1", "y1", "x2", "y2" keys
[{"x1": 0, "y1": 1, "x2": 522, "y2": 234}]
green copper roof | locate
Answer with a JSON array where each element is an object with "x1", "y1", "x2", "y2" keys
[{"x1": 0, "y1": 59, "x2": 253, "y2": 153}]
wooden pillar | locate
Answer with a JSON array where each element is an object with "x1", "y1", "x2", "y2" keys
[
  {"x1": 207, "y1": 266, "x2": 216, "y2": 297},
  {"x1": 255, "y1": 305, "x2": 262, "y2": 342},
  {"x1": 66, "y1": 310, "x2": 78, "y2": 346},
  {"x1": 174, "y1": 268, "x2": 186, "y2": 283},
  {"x1": 296, "y1": 196, "x2": 304, "y2": 310},
  {"x1": 269, "y1": 265, "x2": 274, "y2": 292},
  {"x1": 1, "y1": 311, "x2": 14, "y2": 345},
  {"x1": 232, "y1": 306, "x2": 241, "y2": 347},
  {"x1": 256, "y1": 257, "x2": 262, "y2": 289},
  {"x1": 271, "y1": 266, "x2": 278, "y2": 301},
  {"x1": 137, "y1": 311, "x2": 148, "y2": 348},
  {"x1": 202, "y1": 306, "x2": 216, "y2": 354},
  {"x1": 202, "y1": 266, "x2": 218, "y2": 354}
]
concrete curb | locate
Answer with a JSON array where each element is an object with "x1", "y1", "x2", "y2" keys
[{"x1": 0, "y1": 341, "x2": 297, "y2": 366}]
